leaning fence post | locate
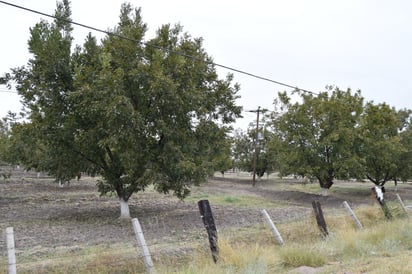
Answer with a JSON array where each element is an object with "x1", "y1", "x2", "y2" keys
[
  {"x1": 6, "y1": 227, "x2": 17, "y2": 274},
  {"x1": 396, "y1": 194, "x2": 408, "y2": 214},
  {"x1": 312, "y1": 201, "x2": 328, "y2": 237},
  {"x1": 342, "y1": 201, "x2": 363, "y2": 230},
  {"x1": 131, "y1": 218, "x2": 155, "y2": 273},
  {"x1": 198, "y1": 199, "x2": 219, "y2": 263},
  {"x1": 261, "y1": 209, "x2": 284, "y2": 245}
]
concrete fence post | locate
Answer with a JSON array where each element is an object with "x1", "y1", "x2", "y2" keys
[
  {"x1": 395, "y1": 194, "x2": 408, "y2": 214},
  {"x1": 6, "y1": 227, "x2": 17, "y2": 274},
  {"x1": 342, "y1": 201, "x2": 363, "y2": 230},
  {"x1": 261, "y1": 209, "x2": 284, "y2": 246},
  {"x1": 131, "y1": 218, "x2": 155, "y2": 273}
]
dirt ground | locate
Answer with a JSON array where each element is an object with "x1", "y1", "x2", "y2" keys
[{"x1": 1, "y1": 168, "x2": 412, "y2": 263}]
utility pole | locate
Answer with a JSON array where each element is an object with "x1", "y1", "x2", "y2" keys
[{"x1": 251, "y1": 106, "x2": 260, "y2": 186}]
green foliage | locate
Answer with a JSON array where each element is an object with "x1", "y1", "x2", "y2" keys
[
  {"x1": 269, "y1": 85, "x2": 412, "y2": 190},
  {"x1": 197, "y1": 121, "x2": 233, "y2": 176},
  {"x1": 398, "y1": 124, "x2": 412, "y2": 181},
  {"x1": 232, "y1": 129, "x2": 253, "y2": 172},
  {"x1": 271, "y1": 86, "x2": 364, "y2": 189},
  {"x1": 231, "y1": 122, "x2": 273, "y2": 178},
  {"x1": 4, "y1": 1, "x2": 241, "y2": 215},
  {"x1": 358, "y1": 103, "x2": 411, "y2": 185},
  {"x1": 3, "y1": 0, "x2": 89, "y2": 181},
  {"x1": 0, "y1": 119, "x2": 8, "y2": 163}
]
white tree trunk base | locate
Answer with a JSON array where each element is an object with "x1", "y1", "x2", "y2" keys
[
  {"x1": 120, "y1": 197, "x2": 131, "y2": 219},
  {"x1": 321, "y1": 188, "x2": 328, "y2": 196}
]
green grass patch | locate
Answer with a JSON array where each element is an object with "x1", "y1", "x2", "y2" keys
[
  {"x1": 187, "y1": 192, "x2": 210, "y2": 201},
  {"x1": 224, "y1": 196, "x2": 241, "y2": 203},
  {"x1": 209, "y1": 194, "x2": 281, "y2": 208},
  {"x1": 186, "y1": 190, "x2": 283, "y2": 208},
  {"x1": 270, "y1": 181, "x2": 322, "y2": 194}
]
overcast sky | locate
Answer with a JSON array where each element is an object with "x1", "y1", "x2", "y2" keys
[{"x1": 1, "y1": 0, "x2": 411, "y2": 129}]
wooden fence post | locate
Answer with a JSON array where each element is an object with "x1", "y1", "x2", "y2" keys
[
  {"x1": 312, "y1": 201, "x2": 328, "y2": 237},
  {"x1": 198, "y1": 199, "x2": 219, "y2": 263},
  {"x1": 342, "y1": 201, "x2": 363, "y2": 230},
  {"x1": 6, "y1": 227, "x2": 17, "y2": 274},
  {"x1": 261, "y1": 209, "x2": 284, "y2": 245},
  {"x1": 131, "y1": 218, "x2": 155, "y2": 273}
]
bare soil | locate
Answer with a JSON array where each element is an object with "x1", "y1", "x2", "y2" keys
[{"x1": 1, "y1": 168, "x2": 412, "y2": 265}]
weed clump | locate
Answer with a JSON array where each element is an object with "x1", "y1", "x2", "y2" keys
[{"x1": 279, "y1": 246, "x2": 326, "y2": 268}]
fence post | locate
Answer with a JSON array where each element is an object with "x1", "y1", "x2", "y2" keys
[
  {"x1": 396, "y1": 194, "x2": 408, "y2": 214},
  {"x1": 6, "y1": 227, "x2": 17, "y2": 274},
  {"x1": 342, "y1": 201, "x2": 363, "y2": 230},
  {"x1": 261, "y1": 209, "x2": 284, "y2": 245},
  {"x1": 198, "y1": 199, "x2": 219, "y2": 263},
  {"x1": 131, "y1": 218, "x2": 155, "y2": 273},
  {"x1": 312, "y1": 201, "x2": 328, "y2": 237}
]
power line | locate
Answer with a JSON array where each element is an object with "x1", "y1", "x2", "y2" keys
[
  {"x1": 0, "y1": 0, "x2": 318, "y2": 95},
  {"x1": 0, "y1": 87, "x2": 18, "y2": 94}
]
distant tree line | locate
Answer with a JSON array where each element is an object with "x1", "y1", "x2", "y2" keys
[{"x1": 232, "y1": 86, "x2": 412, "y2": 195}]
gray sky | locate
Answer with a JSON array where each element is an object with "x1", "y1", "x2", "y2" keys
[{"x1": 1, "y1": 0, "x2": 411, "y2": 129}]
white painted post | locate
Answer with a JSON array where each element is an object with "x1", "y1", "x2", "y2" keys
[
  {"x1": 6, "y1": 227, "x2": 17, "y2": 274},
  {"x1": 396, "y1": 194, "x2": 408, "y2": 213},
  {"x1": 261, "y1": 209, "x2": 284, "y2": 246},
  {"x1": 342, "y1": 201, "x2": 363, "y2": 230},
  {"x1": 131, "y1": 218, "x2": 155, "y2": 273}
]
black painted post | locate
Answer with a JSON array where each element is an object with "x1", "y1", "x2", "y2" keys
[
  {"x1": 198, "y1": 199, "x2": 219, "y2": 263},
  {"x1": 312, "y1": 200, "x2": 328, "y2": 237}
]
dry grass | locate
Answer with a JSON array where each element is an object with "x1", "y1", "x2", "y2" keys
[
  {"x1": 2, "y1": 206, "x2": 411, "y2": 273},
  {"x1": 154, "y1": 207, "x2": 412, "y2": 274},
  {"x1": 2, "y1": 173, "x2": 411, "y2": 273}
]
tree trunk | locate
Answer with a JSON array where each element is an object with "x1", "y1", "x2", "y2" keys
[
  {"x1": 119, "y1": 197, "x2": 131, "y2": 219},
  {"x1": 317, "y1": 176, "x2": 333, "y2": 196}
]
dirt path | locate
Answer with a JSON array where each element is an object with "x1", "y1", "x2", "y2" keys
[{"x1": 209, "y1": 176, "x2": 412, "y2": 208}]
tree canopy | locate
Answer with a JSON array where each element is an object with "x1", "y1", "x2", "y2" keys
[
  {"x1": 267, "y1": 86, "x2": 412, "y2": 192},
  {"x1": 232, "y1": 119, "x2": 273, "y2": 180},
  {"x1": 358, "y1": 103, "x2": 412, "y2": 185},
  {"x1": 4, "y1": 1, "x2": 241, "y2": 218},
  {"x1": 270, "y1": 87, "x2": 364, "y2": 193}
]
